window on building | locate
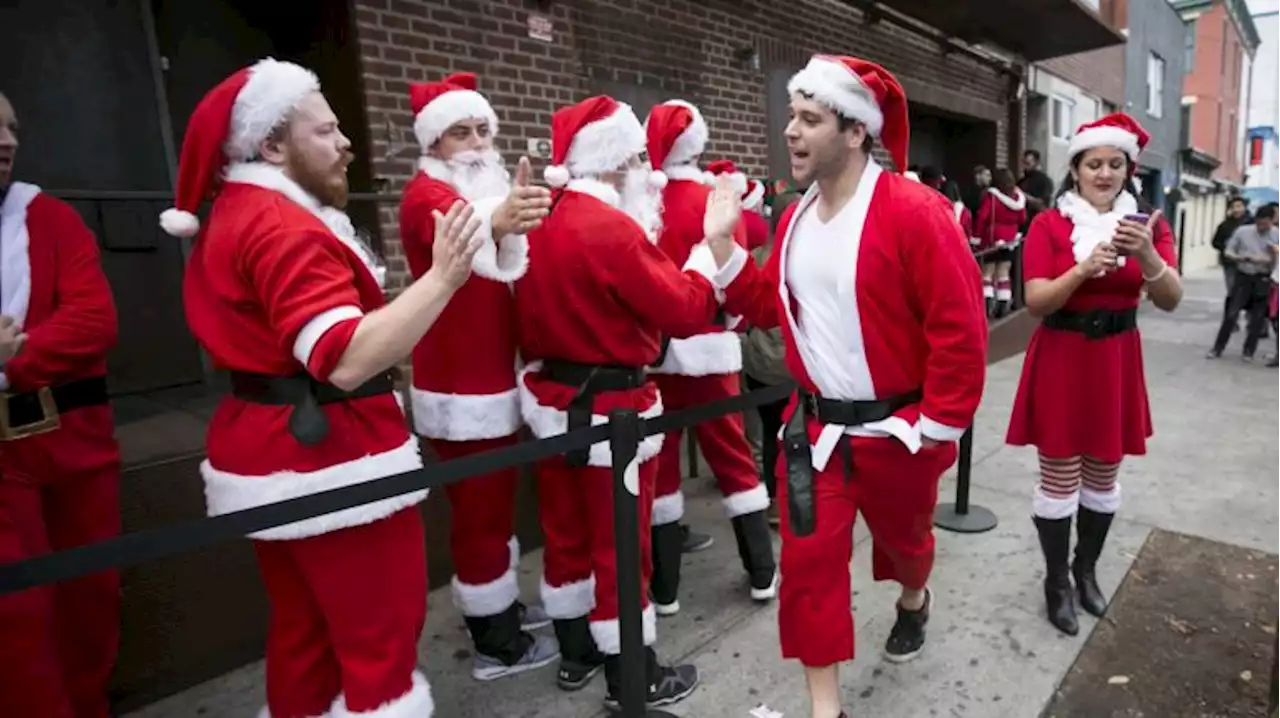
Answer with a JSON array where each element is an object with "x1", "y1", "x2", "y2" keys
[
  {"x1": 1147, "y1": 53, "x2": 1165, "y2": 118},
  {"x1": 1184, "y1": 20, "x2": 1196, "y2": 74},
  {"x1": 1051, "y1": 95, "x2": 1075, "y2": 140}
]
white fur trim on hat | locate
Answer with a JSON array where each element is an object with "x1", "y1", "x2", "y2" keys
[
  {"x1": 787, "y1": 56, "x2": 884, "y2": 136},
  {"x1": 742, "y1": 181, "x2": 766, "y2": 212},
  {"x1": 414, "y1": 89, "x2": 499, "y2": 150},
  {"x1": 726, "y1": 172, "x2": 748, "y2": 195},
  {"x1": 566, "y1": 104, "x2": 648, "y2": 178},
  {"x1": 658, "y1": 100, "x2": 709, "y2": 169},
  {"x1": 649, "y1": 170, "x2": 668, "y2": 189},
  {"x1": 159, "y1": 208, "x2": 200, "y2": 238},
  {"x1": 1067, "y1": 125, "x2": 1140, "y2": 162},
  {"x1": 226, "y1": 59, "x2": 321, "y2": 162}
]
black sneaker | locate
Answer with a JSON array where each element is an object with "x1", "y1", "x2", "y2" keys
[
  {"x1": 557, "y1": 657, "x2": 604, "y2": 691},
  {"x1": 680, "y1": 524, "x2": 714, "y2": 553},
  {"x1": 884, "y1": 587, "x2": 932, "y2": 664},
  {"x1": 603, "y1": 662, "x2": 700, "y2": 710}
]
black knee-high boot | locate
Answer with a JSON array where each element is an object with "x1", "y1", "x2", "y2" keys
[
  {"x1": 731, "y1": 510, "x2": 777, "y2": 598},
  {"x1": 1073, "y1": 507, "x2": 1115, "y2": 617},
  {"x1": 1033, "y1": 515, "x2": 1079, "y2": 636}
]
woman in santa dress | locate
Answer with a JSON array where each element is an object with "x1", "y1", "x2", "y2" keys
[
  {"x1": 1006, "y1": 113, "x2": 1183, "y2": 636},
  {"x1": 975, "y1": 168, "x2": 1027, "y2": 319}
]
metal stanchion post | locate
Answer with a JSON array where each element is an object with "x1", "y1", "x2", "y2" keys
[
  {"x1": 608, "y1": 409, "x2": 678, "y2": 718},
  {"x1": 933, "y1": 427, "x2": 998, "y2": 533}
]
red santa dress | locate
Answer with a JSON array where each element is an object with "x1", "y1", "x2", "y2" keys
[
  {"x1": 1005, "y1": 192, "x2": 1177, "y2": 475},
  {"x1": 718, "y1": 158, "x2": 988, "y2": 666},
  {"x1": 976, "y1": 187, "x2": 1027, "y2": 302},
  {"x1": 0, "y1": 182, "x2": 121, "y2": 718}
]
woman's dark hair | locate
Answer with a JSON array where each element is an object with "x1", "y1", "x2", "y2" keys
[
  {"x1": 942, "y1": 180, "x2": 962, "y2": 204},
  {"x1": 993, "y1": 168, "x2": 1017, "y2": 194},
  {"x1": 1054, "y1": 152, "x2": 1155, "y2": 213}
]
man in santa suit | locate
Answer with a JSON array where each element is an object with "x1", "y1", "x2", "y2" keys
[
  {"x1": 514, "y1": 95, "x2": 744, "y2": 709},
  {"x1": 160, "y1": 59, "x2": 486, "y2": 718},
  {"x1": 642, "y1": 102, "x2": 776, "y2": 617},
  {"x1": 708, "y1": 55, "x2": 987, "y2": 718},
  {"x1": 0, "y1": 92, "x2": 122, "y2": 718},
  {"x1": 398, "y1": 71, "x2": 559, "y2": 681}
]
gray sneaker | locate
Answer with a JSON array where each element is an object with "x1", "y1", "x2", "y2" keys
[
  {"x1": 472, "y1": 633, "x2": 560, "y2": 682},
  {"x1": 519, "y1": 602, "x2": 552, "y2": 631}
]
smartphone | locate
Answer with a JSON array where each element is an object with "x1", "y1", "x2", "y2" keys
[{"x1": 1115, "y1": 213, "x2": 1150, "y2": 256}]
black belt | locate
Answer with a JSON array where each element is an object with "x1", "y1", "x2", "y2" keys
[
  {"x1": 0, "y1": 376, "x2": 110, "y2": 441},
  {"x1": 782, "y1": 388, "x2": 923, "y2": 538},
  {"x1": 542, "y1": 360, "x2": 647, "y2": 467},
  {"x1": 1042, "y1": 308, "x2": 1137, "y2": 339},
  {"x1": 230, "y1": 370, "x2": 396, "y2": 446},
  {"x1": 653, "y1": 308, "x2": 729, "y2": 367}
]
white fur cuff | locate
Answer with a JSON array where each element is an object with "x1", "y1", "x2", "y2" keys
[
  {"x1": 466, "y1": 196, "x2": 530, "y2": 283},
  {"x1": 652, "y1": 491, "x2": 685, "y2": 526},
  {"x1": 540, "y1": 575, "x2": 596, "y2": 619},
  {"x1": 722, "y1": 484, "x2": 770, "y2": 518},
  {"x1": 591, "y1": 605, "x2": 657, "y2": 655}
]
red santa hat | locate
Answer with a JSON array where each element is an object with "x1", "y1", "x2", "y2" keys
[
  {"x1": 705, "y1": 159, "x2": 766, "y2": 211},
  {"x1": 645, "y1": 100, "x2": 709, "y2": 172},
  {"x1": 786, "y1": 54, "x2": 910, "y2": 174},
  {"x1": 409, "y1": 72, "x2": 499, "y2": 150},
  {"x1": 1066, "y1": 112, "x2": 1150, "y2": 172},
  {"x1": 544, "y1": 96, "x2": 664, "y2": 189},
  {"x1": 159, "y1": 58, "x2": 320, "y2": 238}
]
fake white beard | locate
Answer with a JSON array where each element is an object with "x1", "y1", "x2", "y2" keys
[
  {"x1": 620, "y1": 166, "x2": 663, "y2": 241},
  {"x1": 438, "y1": 148, "x2": 511, "y2": 201},
  {"x1": 314, "y1": 206, "x2": 388, "y2": 288}
]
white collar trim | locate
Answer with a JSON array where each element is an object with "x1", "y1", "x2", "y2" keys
[
  {"x1": 565, "y1": 178, "x2": 621, "y2": 208},
  {"x1": 987, "y1": 186, "x2": 1026, "y2": 211}
]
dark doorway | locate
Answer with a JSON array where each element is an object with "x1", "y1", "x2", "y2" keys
[{"x1": 908, "y1": 104, "x2": 997, "y2": 196}]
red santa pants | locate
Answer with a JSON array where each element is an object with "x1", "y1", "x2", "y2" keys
[
  {"x1": 253, "y1": 507, "x2": 429, "y2": 717},
  {"x1": 429, "y1": 435, "x2": 521, "y2": 617},
  {"x1": 653, "y1": 373, "x2": 767, "y2": 525},
  {"x1": 0, "y1": 409, "x2": 121, "y2": 718},
  {"x1": 535, "y1": 455, "x2": 657, "y2": 654},
  {"x1": 776, "y1": 436, "x2": 954, "y2": 667}
]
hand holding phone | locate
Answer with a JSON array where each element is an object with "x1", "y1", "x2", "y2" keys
[{"x1": 1114, "y1": 213, "x2": 1152, "y2": 256}]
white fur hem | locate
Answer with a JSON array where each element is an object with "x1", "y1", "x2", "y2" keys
[
  {"x1": 787, "y1": 56, "x2": 884, "y2": 136},
  {"x1": 1068, "y1": 125, "x2": 1140, "y2": 162},
  {"x1": 465, "y1": 196, "x2": 530, "y2": 283},
  {"x1": 540, "y1": 575, "x2": 596, "y2": 619},
  {"x1": 517, "y1": 363, "x2": 665, "y2": 467},
  {"x1": 410, "y1": 386, "x2": 521, "y2": 441},
  {"x1": 227, "y1": 59, "x2": 320, "y2": 162},
  {"x1": 920, "y1": 415, "x2": 966, "y2": 443},
  {"x1": 591, "y1": 605, "x2": 657, "y2": 655},
  {"x1": 413, "y1": 89, "x2": 499, "y2": 151},
  {"x1": 452, "y1": 566, "x2": 519, "y2": 618},
  {"x1": 565, "y1": 103, "x2": 647, "y2": 178},
  {"x1": 1080, "y1": 484, "x2": 1121, "y2": 514},
  {"x1": 202, "y1": 437, "x2": 426, "y2": 541},
  {"x1": 331, "y1": 670, "x2": 433, "y2": 718},
  {"x1": 649, "y1": 331, "x2": 743, "y2": 377},
  {"x1": 722, "y1": 484, "x2": 770, "y2": 518},
  {"x1": 651, "y1": 491, "x2": 685, "y2": 526},
  {"x1": 1032, "y1": 487, "x2": 1080, "y2": 520}
]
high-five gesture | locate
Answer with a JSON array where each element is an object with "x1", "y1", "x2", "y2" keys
[
  {"x1": 492, "y1": 156, "x2": 552, "y2": 237},
  {"x1": 704, "y1": 175, "x2": 743, "y2": 267},
  {"x1": 431, "y1": 200, "x2": 484, "y2": 291}
]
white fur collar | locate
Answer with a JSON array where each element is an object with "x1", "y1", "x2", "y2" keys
[
  {"x1": 987, "y1": 186, "x2": 1026, "y2": 211},
  {"x1": 417, "y1": 155, "x2": 450, "y2": 183},
  {"x1": 223, "y1": 162, "x2": 387, "y2": 288},
  {"x1": 953, "y1": 200, "x2": 965, "y2": 222},
  {"x1": 1056, "y1": 190, "x2": 1138, "y2": 270},
  {"x1": 565, "y1": 178, "x2": 621, "y2": 208},
  {"x1": 663, "y1": 164, "x2": 708, "y2": 183}
]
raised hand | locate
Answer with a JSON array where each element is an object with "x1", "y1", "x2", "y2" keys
[
  {"x1": 1112, "y1": 209, "x2": 1162, "y2": 261},
  {"x1": 493, "y1": 156, "x2": 552, "y2": 237},
  {"x1": 0, "y1": 315, "x2": 26, "y2": 365},
  {"x1": 430, "y1": 200, "x2": 483, "y2": 291},
  {"x1": 1074, "y1": 241, "x2": 1119, "y2": 279},
  {"x1": 704, "y1": 175, "x2": 743, "y2": 267}
]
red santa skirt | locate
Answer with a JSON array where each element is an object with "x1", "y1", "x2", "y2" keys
[{"x1": 1005, "y1": 325, "x2": 1153, "y2": 463}]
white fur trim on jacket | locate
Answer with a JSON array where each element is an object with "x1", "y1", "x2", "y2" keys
[
  {"x1": 591, "y1": 605, "x2": 657, "y2": 655},
  {"x1": 565, "y1": 104, "x2": 647, "y2": 178},
  {"x1": 1067, "y1": 125, "x2": 1140, "y2": 163},
  {"x1": 293, "y1": 305, "x2": 364, "y2": 368},
  {"x1": 540, "y1": 575, "x2": 596, "y2": 618},
  {"x1": 201, "y1": 437, "x2": 426, "y2": 541},
  {"x1": 987, "y1": 187, "x2": 1027, "y2": 212},
  {"x1": 655, "y1": 100, "x2": 708, "y2": 169},
  {"x1": 331, "y1": 670, "x2": 433, "y2": 718},
  {"x1": 518, "y1": 362, "x2": 665, "y2": 467},
  {"x1": 920, "y1": 415, "x2": 966, "y2": 443},
  {"x1": 0, "y1": 181, "x2": 38, "y2": 334},
  {"x1": 651, "y1": 490, "x2": 685, "y2": 526},
  {"x1": 648, "y1": 332, "x2": 743, "y2": 376},
  {"x1": 452, "y1": 564, "x2": 519, "y2": 618},
  {"x1": 722, "y1": 483, "x2": 770, "y2": 518},
  {"x1": 662, "y1": 164, "x2": 706, "y2": 183},
  {"x1": 461, "y1": 196, "x2": 530, "y2": 283},
  {"x1": 413, "y1": 89, "x2": 499, "y2": 151},
  {"x1": 410, "y1": 386, "x2": 521, "y2": 441},
  {"x1": 1032, "y1": 486, "x2": 1079, "y2": 520},
  {"x1": 1057, "y1": 190, "x2": 1138, "y2": 272},
  {"x1": 565, "y1": 178, "x2": 621, "y2": 208},
  {"x1": 1080, "y1": 483, "x2": 1122, "y2": 514},
  {"x1": 227, "y1": 59, "x2": 321, "y2": 162},
  {"x1": 743, "y1": 181, "x2": 766, "y2": 212},
  {"x1": 787, "y1": 56, "x2": 884, "y2": 136}
]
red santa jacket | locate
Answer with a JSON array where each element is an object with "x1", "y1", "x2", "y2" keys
[
  {"x1": 952, "y1": 201, "x2": 975, "y2": 246},
  {"x1": 975, "y1": 187, "x2": 1027, "y2": 250},
  {"x1": 0, "y1": 183, "x2": 118, "y2": 478},
  {"x1": 514, "y1": 180, "x2": 724, "y2": 468},
  {"x1": 649, "y1": 178, "x2": 750, "y2": 378},
  {"x1": 399, "y1": 171, "x2": 527, "y2": 442},
  {"x1": 183, "y1": 163, "x2": 423, "y2": 541},
  {"x1": 720, "y1": 162, "x2": 987, "y2": 470}
]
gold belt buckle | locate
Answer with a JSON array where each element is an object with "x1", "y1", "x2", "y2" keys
[{"x1": 0, "y1": 387, "x2": 62, "y2": 441}]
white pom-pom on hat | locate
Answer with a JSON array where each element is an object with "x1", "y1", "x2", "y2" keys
[
  {"x1": 159, "y1": 208, "x2": 201, "y2": 238},
  {"x1": 544, "y1": 165, "x2": 570, "y2": 188},
  {"x1": 648, "y1": 170, "x2": 668, "y2": 190}
]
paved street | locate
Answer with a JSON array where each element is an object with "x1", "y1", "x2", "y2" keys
[{"x1": 126, "y1": 269, "x2": 1278, "y2": 718}]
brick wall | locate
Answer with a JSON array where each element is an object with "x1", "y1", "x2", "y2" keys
[
  {"x1": 353, "y1": 0, "x2": 1017, "y2": 291},
  {"x1": 1038, "y1": 46, "x2": 1127, "y2": 107}
]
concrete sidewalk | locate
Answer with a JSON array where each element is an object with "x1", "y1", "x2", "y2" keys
[{"x1": 126, "y1": 269, "x2": 1278, "y2": 718}]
